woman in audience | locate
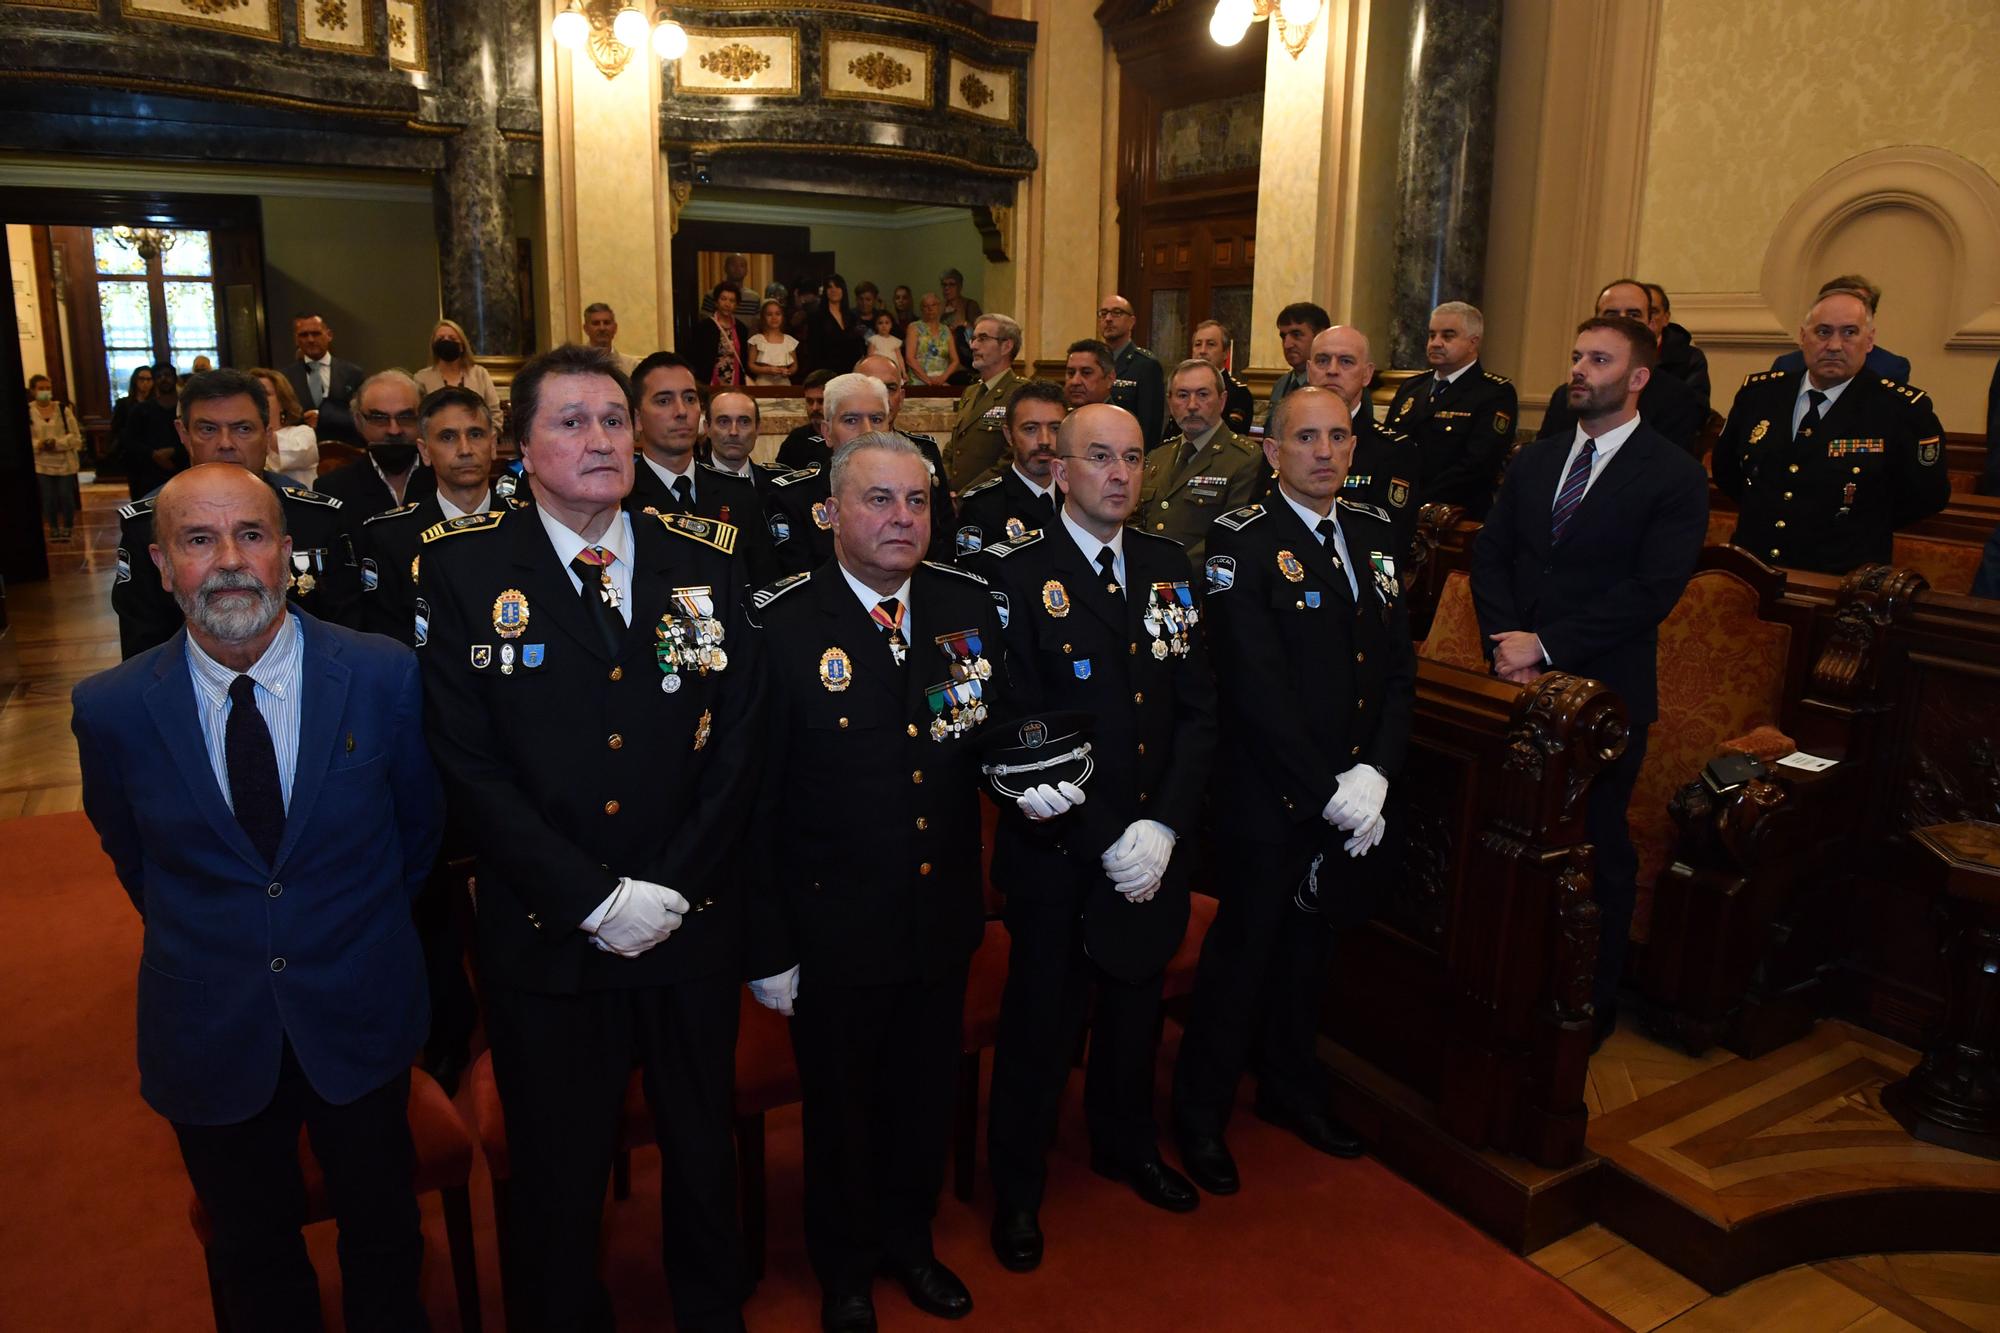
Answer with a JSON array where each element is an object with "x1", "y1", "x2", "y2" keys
[
  {"x1": 29, "y1": 373, "x2": 84, "y2": 540},
  {"x1": 748, "y1": 298, "x2": 800, "y2": 385},
  {"x1": 866, "y1": 310, "x2": 907, "y2": 379},
  {"x1": 124, "y1": 362, "x2": 184, "y2": 500},
  {"x1": 804, "y1": 272, "x2": 864, "y2": 377},
  {"x1": 250, "y1": 367, "x2": 321, "y2": 489},
  {"x1": 112, "y1": 365, "x2": 155, "y2": 500},
  {"x1": 905, "y1": 291, "x2": 961, "y2": 386},
  {"x1": 414, "y1": 317, "x2": 502, "y2": 416}
]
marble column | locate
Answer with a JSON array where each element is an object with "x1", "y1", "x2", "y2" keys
[
  {"x1": 435, "y1": 0, "x2": 524, "y2": 356},
  {"x1": 1387, "y1": 0, "x2": 1501, "y2": 369}
]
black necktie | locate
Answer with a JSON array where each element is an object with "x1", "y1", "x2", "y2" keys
[
  {"x1": 569, "y1": 549, "x2": 625, "y2": 657},
  {"x1": 1097, "y1": 547, "x2": 1123, "y2": 599},
  {"x1": 1429, "y1": 375, "x2": 1447, "y2": 402},
  {"x1": 1315, "y1": 518, "x2": 1345, "y2": 568},
  {"x1": 670, "y1": 475, "x2": 694, "y2": 512},
  {"x1": 1798, "y1": 388, "x2": 1826, "y2": 438},
  {"x1": 225, "y1": 674, "x2": 285, "y2": 865}
]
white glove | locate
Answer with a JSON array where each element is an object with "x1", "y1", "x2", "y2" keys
[
  {"x1": 1102, "y1": 819, "x2": 1175, "y2": 899},
  {"x1": 1344, "y1": 815, "x2": 1386, "y2": 858},
  {"x1": 1018, "y1": 780, "x2": 1087, "y2": 821},
  {"x1": 749, "y1": 966, "x2": 800, "y2": 1017},
  {"x1": 585, "y1": 877, "x2": 689, "y2": 957},
  {"x1": 1323, "y1": 764, "x2": 1389, "y2": 832}
]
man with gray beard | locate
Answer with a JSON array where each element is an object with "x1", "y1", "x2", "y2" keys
[{"x1": 74, "y1": 463, "x2": 442, "y2": 1330}]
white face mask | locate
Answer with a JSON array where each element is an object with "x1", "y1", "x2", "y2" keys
[{"x1": 34, "y1": 389, "x2": 52, "y2": 403}]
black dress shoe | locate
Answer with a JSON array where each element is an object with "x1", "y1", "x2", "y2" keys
[
  {"x1": 821, "y1": 1292, "x2": 877, "y2": 1333},
  {"x1": 1090, "y1": 1152, "x2": 1200, "y2": 1213},
  {"x1": 990, "y1": 1206, "x2": 1044, "y2": 1272},
  {"x1": 1176, "y1": 1131, "x2": 1241, "y2": 1195},
  {"x1": 880, "y1": 1257, "x2": 972, "y2": 1319},
  {"x1": 1253, "y1": 1100, "x2": 1365, "y2": 1158}
]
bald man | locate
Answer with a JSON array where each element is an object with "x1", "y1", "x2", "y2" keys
[{"x1": 1306, "y1": 326, "x2": 1422, "y2": 556}]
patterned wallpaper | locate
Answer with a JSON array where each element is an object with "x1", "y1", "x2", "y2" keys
[{"x1": 1637, "y1": 0, "x2": 2000, "y2": 292}]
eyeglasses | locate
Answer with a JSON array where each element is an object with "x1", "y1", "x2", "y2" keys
[
  {"x1": 968, "y1": 333, "x2": 1000, "y2": 345},
  {"x1": 189, "y1": 421, "x2": 263, "y2": 444},
  {"x1": 362, "y1": 410, "x2": 421, "y2": 428},
  {"x1": 1097, "y1": 308, "x2": 1133, "y2": 319},
  {"x1": 1062, "y1": 447, "x2": 1144, "y2": 470}
]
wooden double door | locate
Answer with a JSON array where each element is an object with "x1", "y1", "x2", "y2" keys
[{"x1": 1134, "y1": 214, "x2": 1256, "y2": 368}]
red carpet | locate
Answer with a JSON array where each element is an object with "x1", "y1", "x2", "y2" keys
[{"x1": 0, "y1": 811, "x2": 1616, "y2": 1330}]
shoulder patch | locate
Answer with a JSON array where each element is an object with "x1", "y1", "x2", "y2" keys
[
  {"x1": 117, "y1": 497, "x2": 155, "y2": 522},
  {"x1": 421, "y1": 511, "x2": 507, "y2": 543},
  {"x1": 922, "y1": 559, "x2": 988, "y2": 585},
  {"x1": 752, "y1": 571, "x2": 811, "y2": 611},
  {"x1": 1213, "y1": 503, "x2": 1266, "y2": 532},
  {"x1": 363, "y1": 502, "x2": 421, "y2": 526},
  {"x1": 980, "y1": 528, "x2": 1046, "y2": 558},
  {"x1": 1336, "y1": 497, "x2": 1392, "y2": 524},
  {"x1": 658, "y1": 511, "x2": 738, "y2": 555},
  {"x1": 1744, "y1": 369, "x2": 1788, "y2": 384},
  {"x1": 285, "y1": 488, "x2": 342, "y2": 509},
  {"x1": 1482, "y1": 370, "x2": 1511, "y2": 385},
  {"x1": 958, "y1": 475, "x2": 1002, "y2": 498},
  {"x1": 771, "y1": 465, "x2": 822, "y2": 487}
]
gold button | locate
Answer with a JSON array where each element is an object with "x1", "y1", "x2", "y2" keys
[
  {"x1": 1851, "y1": 466, "x2": 1861, "y2": 475},
  {"x1": 1159, "y1": 500, "x2": 1170, "y2": 509},
  {"x1": 1129, "y1": 643, "x2": 1138, "y2": 654},
  {"x1": 919, "y1": 862, "x2": 933, "y2": 875},
  {"x1": 1355, "y1": 652, "x2": 1365, "y2": 663},
  {"x1": 907, "y1": 723, "x2": 919, "y2": 737},
  {"x1": 1296, "y1": 600, "x2": 1305, "y2": 609},
  {"x1": 604, "y1": 800, "x2": 620, "y2": 815},
  {"x1": 607, "y1": 734, "x2": 623, "y2": 750},
  {"x1": 912, "y1": 770, "x2": 924, "y2": 784},
  {"x1": 1154, "y1": 523, "x2": 1165, "y2": 531},
  {"x1": 609, "y1": 666, "x2": 623, "y2": 681},
  {"x1": 1137, "y1": 742, "x2": 1146, "y2": 756},
  {"x1": 838, "y1": 717, "x2": 849, "y2": 729},
  {"x1": 1063, "y1": 643, "x2": 1071, "y2": 653},
  {"x1": 916, "y1": 817, "x2": 928, "y2": 831},
  {"x1": 1770, "y1": 548, "x2": 1781, "y2": 558},
  {"x1": 1775, "y1": 520, "x2": 1786, "y2": 528},
  {"x1": 1783, "y1": 491, "x2": 1793, "y2": 500},
  {"x1": 1788, "y1": 464, "x2": 1799, "y2": 473},
  {"x1": 1351, "y1": 745, "x2": 1362, "y2": 756},
  {"x1": 1133, "y1": 691, "x2": 1144, "y2": 704}
]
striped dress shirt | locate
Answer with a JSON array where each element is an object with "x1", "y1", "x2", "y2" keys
[{"x1": 184, "y1": 610, "x2": 306, "y2": 812}]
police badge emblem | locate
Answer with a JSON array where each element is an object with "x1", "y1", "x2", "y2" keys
[
  {"x1": 1748, "y1": 419, "x2": 1769, "y2": 445},
  {"x1": 492, "y1": 589, "x2": 530, "y2": 639},
  {"x1": 769, "y1": 515, "x2": 792, "y2": 544},
  {"x1": 819, "y1": 646, "x2": 852, "y2": 692},
  {"x1": 1387, "y1": 477, "x2": 1410, "y2": 508},
  {"x1": 811, "y1": 500, "x2": 833, "y2": 530},
  {"x1": 470, "y1": 645, "x2": 492, "y2": 669},
  {"x1": 523, "y1": 644, "x2": 546, "y2": 669},
  {"x1": 361, "y1": 558, "x2": 378, "y2": 593},
  {"x1": 1004, "y1": 516, "x2": 1028, "y2": 540},
  {"x1": 1918, "y1": 437, "x2": 1942, "y2": 466},
  {"x1": 956, "y1": 525, "x2": 984, "y2": 556},
  {"x1": 1205, "y1": 555, "x2": 1236, "y2": 593},
  {"x1": 1276, "y1": 550, "x2": 1305, "y2": 583},
  {"x1": 1042, "y1": 579, "x2": 1071, "y2": 618}
]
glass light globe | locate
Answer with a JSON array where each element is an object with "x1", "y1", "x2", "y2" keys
[
  {"x1": 652, "y1": 17, "x2": 688, "y2": 59},
  {"x1": 611, "y1": 5, "x2": 648, "y2": 48},
  {"x1": 1278, "y1": 0, "x2": 1321, "y2": 27},
  {"x1": 551, "y1": 5, "x2": 586, "y2": 48},
  {"x1": 1209, "y1": 0, "x2": 1252, "y2": 45}
]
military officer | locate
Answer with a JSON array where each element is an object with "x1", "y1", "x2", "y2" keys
[
  {"x1": 1714, "y1": 288, "x2": 1950, "y2": 574},
  {"x1": 1133, "y1": 359, "x2": 1266, "y2": 570},
  {"x1": 417, "y1": 343, "x2": 761, "y2": 1333},
  {"x1": 1170, "y1": 387, "x2": 1415, "y2": 1195},
  {"x1": 943, "y1": 313, "x2": 1025, "y2": 492},
  {"x1": 953, "y1": 380, "x2": 1064, "y2": 558},
  {"x1": 764, "y1": 372, "x2": 954, "y2": 576},
  {"x1": 115, "y1": 368, "x2": 360, "y2": 659},
  {"x1": 1098, "y1": 294, "x2": 1167, "y2": 450},
  {"x1": 1383, "y1": 301, "x2": 1518, "y2": 518},
  {"x1": 1190, "y1": 319, "x2": 1254, "y2": 435},
  {"x1": 1063, "y1": 340, "x2": 1117, "y2": 410},
  {"x1": 747, "y1": 432, "x2": 1008, "y2": 1333},
  {"x1": 1305, "y1": 325, "x2": 1422, "y2": 558},
  {"x1": 967, "y1": 402, "x2": 1219, "y2": 1268}
]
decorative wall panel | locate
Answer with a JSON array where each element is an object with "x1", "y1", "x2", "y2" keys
[
  {"x1": 297, "y1": 0, "x2": 369, "y2": 53},
  {"x1": 822, "y1": 32, "x2": 930, "y2": 108},
  {"x1": 676, "y1": 27, "x2": 798, "y2": 98},
  {"x1": 946, "y1": 54, "x2": 1012, "y2": 125},
  {"x1": 386, "y1": 0, "x2": 424, "y2": 71},
  {"x1": 121, "y1": 0, "x2": 279, "y2": 41}
]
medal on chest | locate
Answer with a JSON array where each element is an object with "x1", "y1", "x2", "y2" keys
[
  {"x1": 926, "y1": 629, "x2": 991, "y2": 740},
  {"x1": 1144, "y1": 581, "x2": 1198, "y2": 659},
  {"x1": 655, "y1": 585, "x2": 728, "y2": 691}
]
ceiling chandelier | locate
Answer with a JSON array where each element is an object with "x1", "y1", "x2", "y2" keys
[
  {"x1": 110, "y1": 226, "x2": 178, "y2": 261},
  {"x1": 553, "y1": 0, "x2": 688, "y2": 79},
  {"x1": 1209, "y1": 0, "x2": 1323, "y2": 58}
]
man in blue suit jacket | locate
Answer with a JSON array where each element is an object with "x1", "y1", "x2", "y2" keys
[
  {"x1": 73, "y1": 463, "x2": 443, "y2": 1331},
  {"x1": 1472, "y1": 318, "x2": 1708, "y2": 1044}
]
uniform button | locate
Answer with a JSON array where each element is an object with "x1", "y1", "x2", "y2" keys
[
  {"x1": 907, "y1": 723, "x2": 919, "y2": 737},
  {"x1": 839, "y1": 717, "x2": 849, "y2": 729},
  {"x1": 1770, "y1": 548, "x2": 1781, "y2": 558},
  {"x1": 1137, "y1": 742, "x2": 1146, "y2": 756},
  {"x1": 604, "y1": 799, "x2": 620, "y2": 815},
  {"x1": 1351, "y1": 745, "x2": 1362, "y2": 756},
  {"x1": 1296, "y1": 600, "x2": 1305, "y2": 609},
  {"x1": 1063, "y1": 643, "x2": 1072, "y2": 654},
  {"x1": 1133, "y1": 691, "x2": 1144, "y2": 704},
  {"x1": 1129, "y1": 643, "x2": 1138, "y2": 654},
  {"x1": 270, "y1": 957, "x2": 286, "y2": 973},
  {"x1": 1158, "y1": 500, "x2": 1170, "y2": 509},
  {"x1": 919, "y1": 862, "x2": 933, "y2": 875},
  {"x1": 1851, "y1": 466, "x2": 1861, "y2": 475},
  {"x1": 1357, "y1": 698, "x2": 1366, "y2": 709},
  {"x1": 1788, "y1": 464, "x2": 1799, "y2": 473},
  {"x1": 1783, "y1": 491, "x2": 1793, "y2": 500},
  {"x1": 916, "y1": 817, "x2": 928, "y2": 831},
  {"x1": 609, "y1": 666, "x2": 623, "y2": 681},
  {"x1": 912, "y1": 770, "x2": 924, "y2": 784},
  {"x1": 1355, "y1": 652, "x2": 1365, "y2": 663},
  {"x1": 266, "y1": 882, "x2": 282, "y2": 898},
  {"x1": 1775, "y1": 520, "x2": 1786, "y2": 529},
  {"x1": 607, "y1": 734, "x2": 623, "y2": 750},
  {"x1": 1154, "y1": 523, "x2": 1165, "y2": 532}
]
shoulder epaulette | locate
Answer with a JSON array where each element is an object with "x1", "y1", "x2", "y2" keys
[
  {"x1": 284, "y1": 488, "x2": 343, "y2": 509},
  {"x1": 752, "y1": 571, "x2": 811, "y2": 610},
  {"x1": 958, "y1": 475, "x2": 1002, "y2": 498},
  {"x1": 1880, "y1": 377, "x2": 1930, "y2": 405},
  {"x1": 363, "y1": 502, "x2": 421, "y2": 526},
  {"x1": 421, "y1": 511, "x2": 507, "y2": 543},
  {"x1": 117, "y1": 497, "x2": 154, "y2": 522},
  {"x1": 657, "y1": 510, "x2": 737, "y2": 555},
  {"x1": 753, "y1": 459, "x2": 787, "y2": 475},
  {"x1": 1744, "y1": 369, "x2": 1788, "y2": 385},
  {"x1": 922, "y1": 560, "x2": 987, "y2": 584},
  {"x1": 771, "y1": 465, "x2": 822, "y2": 487},
  {"x1": 1373, "y1": 421, "x2": 1412, "y2": 443},
  {"x1": 1214, "y1": 503, "x2": 1266, "y2": 531},
  {"x1": 1127, "y1": 527, "x2": 1186, "y2": 549},
  {"x1": 1337, "y1": 496, "x2": 1392, "y2": 524},
  {"x1": 902, "y1": 430, "x2": 938, "y2": 447},
  {"x1": 1483, "y1": 370, "x2": 1511, "y2": 385},
  {"x1": 502, "y1": 494, "x2": 532, "y2": 511},
  {"x1": 980, "y1": 528, "x2": 1046, "y2": 558}
]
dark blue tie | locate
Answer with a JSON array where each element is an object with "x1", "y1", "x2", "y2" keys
[
  {"x1": 226, "y1": 674, "x2": 285, "y2": 864},
  {"x1": 1549, "y1": 439, "x2": 1597, "y2": 542}
]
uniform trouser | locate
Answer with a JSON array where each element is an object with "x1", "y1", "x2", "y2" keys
[
  {"x1": 482, "y1": 974, "x2": 743, "y2": 1333},
  {"x1": 172, "y1": 1041, "x2": 424, "y2": 1333},
  {"x1": 789, "y1": 964, "x2": 969, "y2": 1296},
  {"x1": 1171, "y1": 838, "x2": 1333, "y2": 1139},
  {"x1": 986, "y1": 888, "x2": 1167, "y2": 1211},
  {"x1": 414, "y1": 860, "x2": 475, "y2": 1075},
  {"x1": 1587, "y1": 728, "x2": 1651, "y2": 1021}
]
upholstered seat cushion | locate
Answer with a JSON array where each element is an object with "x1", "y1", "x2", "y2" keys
[
  {"x1": 1418, "y1": 571, "x2": 1489, "y2": 671},
  {"x1": 1892, "y1": 534, "x2": 1981, "y2": 594}
]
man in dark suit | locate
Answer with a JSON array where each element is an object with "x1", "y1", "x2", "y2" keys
[
  {"x1": 282, "y1": 312, "x2": 366, "y2": 448},
  {"x1": 315, "y1": 370, "x2": 438, "y2": 525},
  {"x1": 418, "y1": 343, "x2": 762, "y2": 1333},
  {"x1": 1472, "y1": 317, "x2": 1708, "y2": 1040},
  {"x1": 748, "y1": 432, "x2": 1009, "y2": 1332},
  {"x1": 114, "y1": 370, "x2": 361, "y2": 659},
  {"x1": 953, "y1": 380, "x2": 1064, "y2": 558},
  {"x1": 627, "y1": 351, "x2": 783, "y2": 588},
  {"x1": 1538, "y1": 281, "x2": 1706, "y2": 455},
  {"x1": 1770, "y1": 275, "x2": 1912, "y2": 383},
  {"x1": 74, "y1": 462, "x2": 442, "y2": 1331},
  {"x1": 1305, "y1": 325, "x2": 1421, "y2": 556},
  {"x1": 1098, "y1": 294, "x2": 1167, "y2": 451},
  {"x1": 1716, "y1": 289, "x2": 1949, "y2": 574},
  {"x1": 1170, "y1": 387, "x2": 1415, "y2": 1193},
  {"x1": 1384, "y1": 301, "x2": 1518, "y2": 518},
  {"x1": 968, "y1": 403, "x2": 1219, "y2": 1266},
  {"x1": 1642, "y1": 284, "x2": 1712, "y2": 423}
]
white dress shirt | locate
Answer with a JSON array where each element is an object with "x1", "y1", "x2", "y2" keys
[
  {"x1": 1552, "y1": 412, "x2": 1644, "y2": 510},
  {"x1": 641, "y1": 452, "x2": 696, "y2": 504},
  {"x1": 302, "y1": 354, "x2": 331, "y2": 403},
  {"x1": 1060, "y1": 504, "x2": 1126, "y2": 589},
  {"x1": 1792, "y1": 374, "x2": 1853, "y2": 433},
  {"x1": 1277, "y1": 487, "x2": 1358, "y2": 600},
  {"x1": 538, "y1": 506, "x2": 636, "y2": 627},
  {"x1": 185, "y1": 610, "x2": 306, "y2": 812},
  {"x1": 436, "y1": 488, "x2": 492, "y2": 522},
  {"x1": 1012, "y1": 465, "x2": 1056, "y2": 506},
  {"x1": 838, "y1": 562, "x2": 914, "y2": 642}
]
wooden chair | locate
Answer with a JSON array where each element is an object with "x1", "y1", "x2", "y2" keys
[{"x1": 189, "y1": 1066, "x2": 480, "y2": 1333}]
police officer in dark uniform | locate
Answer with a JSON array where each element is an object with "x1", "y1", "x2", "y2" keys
[
  {"x1": 314, "y1": 370, "x2": 437, "y2": 524},
  {"x1": 764, "y1": 372, "x2": 954, "y2": 576},
  {"x1": 952, "y1": 381, "x2": 1064, "y2": 558},
  {"x1": 1383, "y1": 301, "x2": 1518, "y2": 518},
  {"x1": 1714, "y1": 288, "x2": 1950, "y2": 574},
  {"x1": 416, "y1": 344, "x2": 761, "y2": 1333},
  {"x1": 114, "y1": 369, "x2": 360, "y2": 660},
  {"x1": 776, "y1": 370, "x2": 836, "y2": 470},
  {"x1": 1098, "y1": 294, "x2": 1167, "y2": 451},
  {"x1": 1305, "y1": 325, "x2": 1422, "y2": 558},
  {"x1": 747, "y1": 432, "x2": 1008, "y2": 1333},
  {"x1": 699, "y1": 386, "x2": 794, "y2": 504},
  {"x1": 1171, "y1": 387, "x2": 1415, "y2": 1195},
  {"x1": 967, "y1": 402, "x2": 1219, "y2": 1268}
]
